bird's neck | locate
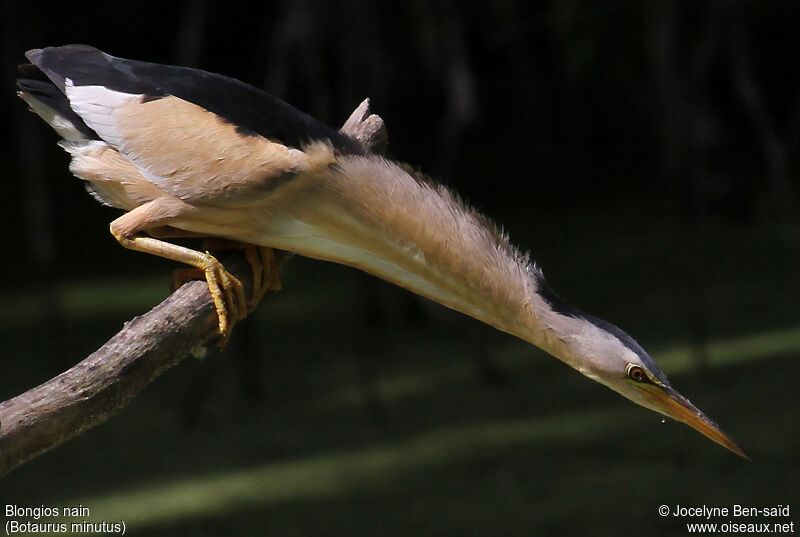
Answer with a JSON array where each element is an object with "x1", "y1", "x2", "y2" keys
[{"x1": 263, "y1": 155, "x2": 554, "y2": 346}]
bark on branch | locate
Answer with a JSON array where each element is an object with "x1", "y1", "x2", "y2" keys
[{"x1": 0, "y1": 100, "x2": 386, "y2": 478}]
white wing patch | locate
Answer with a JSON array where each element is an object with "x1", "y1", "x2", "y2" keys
[{"x1": 64, "y1": 79, "x2": 139, "y2": 149}]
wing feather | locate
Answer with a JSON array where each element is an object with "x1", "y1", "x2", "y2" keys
[
  {"x1": 23, "y1": 45, "x2": 356, "y2": 205},
  {"x1": 26, "y1": 45, "x2": 362, "y2": 154},
  {"x1": 64, "y1": 82, "x2": 321, "y2": 204}
]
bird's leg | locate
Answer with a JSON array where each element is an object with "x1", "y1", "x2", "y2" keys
[
  {"x1": 150, "y1": 227, "x2": 281, "y2": 313},
  {"x1": 113, "y1": 232, "x2": 246, "y2": 344},
  {"x1": 109, "y1": 201, "x2": 246, "y2": 346}
]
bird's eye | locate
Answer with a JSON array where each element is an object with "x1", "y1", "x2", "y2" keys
[{"x1": 626, "y1": 364, "x2": 647, "y2": 383}]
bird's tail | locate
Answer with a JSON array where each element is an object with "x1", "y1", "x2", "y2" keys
[{"x1": 17, "y1": 62, "x2": 99, "y2": 142}]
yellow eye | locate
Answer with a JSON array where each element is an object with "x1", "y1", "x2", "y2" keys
[{"x1": 627, "y1": 364, "x2": 647, "y2": 383}]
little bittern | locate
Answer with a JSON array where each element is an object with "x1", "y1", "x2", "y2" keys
[{"x1": 17, "y1": 45, "x2": 746, "y2": 458}]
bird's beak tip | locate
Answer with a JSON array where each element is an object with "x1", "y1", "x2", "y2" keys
[
  {"x1": 645, "y1": 385, "x2": 749, "y2": 460},
  {"x1": 708, "y1": 429, "x2": 750, "y2": 460}
]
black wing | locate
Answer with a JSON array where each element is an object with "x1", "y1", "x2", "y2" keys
[{"x1": 26, "y1": 44, "x2": 362, "y2": 154}]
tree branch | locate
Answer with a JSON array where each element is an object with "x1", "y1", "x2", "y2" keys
[
  {"x1": 0, "y1": 273, "x2": 223, "y2": 478},
  {"x1": 0, "y1": 101, "x2": 386, "y2": 478}
]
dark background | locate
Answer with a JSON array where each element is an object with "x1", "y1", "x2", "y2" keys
[{"x1": 1, "y1": 1, "x2": 798, "y2": 535}]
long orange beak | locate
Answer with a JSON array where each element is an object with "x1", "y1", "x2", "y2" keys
[{"x1": 641, "y1": 384, "x2": 749, "y2": 459}]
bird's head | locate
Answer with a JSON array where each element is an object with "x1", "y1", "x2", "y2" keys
[{"x1": 549, "y1": 311, "x2": 748, "y2": 458}]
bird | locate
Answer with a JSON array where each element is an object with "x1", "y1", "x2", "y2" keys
[{"x1": 17, "y1": 44, "x2": 746, "y2": 458}]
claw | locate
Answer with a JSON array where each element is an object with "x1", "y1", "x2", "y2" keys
[
  {"x1": 244, "y1": 246, "x2": 282, "y2": 312},
  {"x1": 200, "y1": 252, "x2": 245, "y2": 346},
  {"x1": 172, "y1": 253, "x2": 245, "y2": 345},
  {"x1": 200, "y1": 240, "x2": 281, "y2": 314}
]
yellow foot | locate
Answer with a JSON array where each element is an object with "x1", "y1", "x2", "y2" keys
[
  {"x1": 243, "y1": 246, "x2": 282, "y2": 312},
  {"x1": 199, "y1": 240, "x2": 281, "y2": 314},
  {"x1": 173, "y1": 252, "x2": 246, "y2": 346},
  {"x1": 204, "y1": 252, "x2": 245, "y2": 346}
]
